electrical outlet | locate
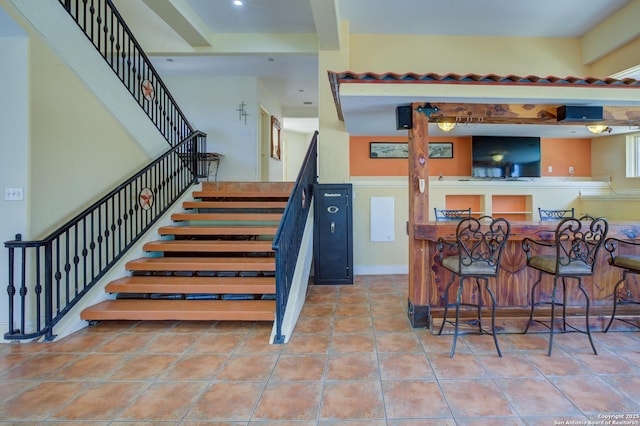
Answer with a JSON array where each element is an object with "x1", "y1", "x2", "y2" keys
[
  {"x1": 569, "y1": 166, "x2": 574, "y2": 174},
  {"x1": 4, "y1": 188, "x2": 23, "y2": 201},
  {"x1": 547, "y1": 165, "x2": 552, "y2": 173}
]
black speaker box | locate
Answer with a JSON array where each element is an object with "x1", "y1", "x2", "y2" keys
[
  {"x1": 396, "y1": 105, "x2": 412, "y2": 129},
  {"x1": 557, "y1": 105, "x2": 603, "y2": 122}
]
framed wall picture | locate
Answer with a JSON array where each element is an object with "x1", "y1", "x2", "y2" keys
[
  {"x1": 270, "y1": 116, "x2": 281, "y2": 160},
  {"x1": 428, "y1": 142, "x2": 453, "y2": 159},
  {"x1": 369, "y1": 142, "x2": 408, "y2": 158}
]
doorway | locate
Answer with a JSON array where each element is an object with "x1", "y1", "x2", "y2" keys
[{"x1": 259, "y1": 107, "x2": 270, "y2": 181}]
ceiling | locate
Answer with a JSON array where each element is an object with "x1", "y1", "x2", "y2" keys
[{"x1": 4, "y1": 0, "x2": 638, "y2": 136}]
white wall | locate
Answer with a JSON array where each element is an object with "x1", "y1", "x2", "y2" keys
[
  {"x1": 163, "y1": 75, "x2": 262, "y2": 181},
  {"x1": 283, "y1": 130, "x2": 314, "y2": 181},
  {"x1": 258, "y1": 79, "x2": 284, "y2": 182},
  {"x1": 0, "y1": 35, "x2": 28, "y2": 338}
]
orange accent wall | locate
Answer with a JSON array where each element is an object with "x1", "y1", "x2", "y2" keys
[
  {"x1": 445, "y1": 195, "x2": 482, "y2": 212},
  {"x1": 349, "y1": 136, "x2": 472, "y2": 176},
  {"x1": 350, "y1": 136, "x2": 591, "y2": 177},
  {"x1": 541, "y1": 138, "x2": 591, "y2": 177}
]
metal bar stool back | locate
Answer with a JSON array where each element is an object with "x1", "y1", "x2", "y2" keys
[
  {"x1": 538, "y1": 207, "x2": 575, "y2": 221},
  {"x1": 522, "y1": 216, "x2": 609, "y2": 355},
  {"x1": 603, "y1": 237, "x2": 640, "y2": 331},
  {"x1": 436, "y1": 216, "x2": 511, "y2": 357},
  {"x1": 434, "y1": 208, "x2": 472, "y2": 221}
]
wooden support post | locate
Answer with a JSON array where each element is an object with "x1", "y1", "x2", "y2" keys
[{"x1": 407, "y1": 102, "x2": 431, "y2": 327}]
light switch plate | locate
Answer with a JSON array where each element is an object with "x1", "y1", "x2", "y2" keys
[{"x1": 5, "y1": 188, "x2": 24, "y2": 201}]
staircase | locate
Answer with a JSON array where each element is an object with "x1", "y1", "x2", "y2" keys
[{"x1": 81, "y1": 181, "x2": 293, "y2": 322}]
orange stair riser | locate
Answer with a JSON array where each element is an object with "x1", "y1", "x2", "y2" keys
[
  {"x1": 106, "y1": 276, "x2": 275, "y2": 294},
  {"x1": 192, "y1": 191, "x2": 290, "y2": 198},
  {"x1": 80, "y1": 300, "x2": 276, "y2": 321},
  {"x1": 158, "y1": 226, "x2": 278, "y2": 236},
  {"x1": 183, "y1": 201, "x2": 287, "y2": 209},
  {"x1": 106, "y1": 283, "x2": 275, "y2": 294},
  {"x1": 143, "y1": 242, "x2": 274, "y2": 253},
  {"x1": 171, "y1": 213, "x2": 282, "y2": 221}
]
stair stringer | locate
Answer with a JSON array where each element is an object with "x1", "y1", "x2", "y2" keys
[
  {"x1": 270, "y1": 200, "x2": 314, "y2": 344},
  {"x1": 42, "y1": 183, "x2": 202, "y2": 342}
]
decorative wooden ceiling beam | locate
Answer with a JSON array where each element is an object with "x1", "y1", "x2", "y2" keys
[{"x1": 418, "y1": 103, "x2": 640, "y2": 126}]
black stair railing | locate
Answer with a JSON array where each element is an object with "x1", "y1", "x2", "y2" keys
[
  {"x1": 59, "y1": 0, "x2": 193, "y2": 146},
  {"x1": 272, "y1": 131, "x2": 318, "y2": 343},
  {"x1": 4, "y1": 132, "x2": 206, "y2": 341}
]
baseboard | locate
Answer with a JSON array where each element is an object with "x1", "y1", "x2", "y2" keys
[{"x1": 354, "y1": 264, "x2": 408, "y2": 275}]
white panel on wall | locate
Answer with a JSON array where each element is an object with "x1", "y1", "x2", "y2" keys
[{"x1": 370, "y1": 196, "x2": 394, "y2": 242}]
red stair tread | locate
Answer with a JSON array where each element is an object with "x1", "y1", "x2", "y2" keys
[{"x1": 81, "y1": 299, "x2": 276, "y2": 321}]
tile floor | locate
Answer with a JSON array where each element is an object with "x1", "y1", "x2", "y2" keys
[{"x1": 1, "y1": 274, "x2": 640, "y2": 425}]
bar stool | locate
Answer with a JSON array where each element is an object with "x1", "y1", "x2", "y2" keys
[
  {"x1": 522, "y1": 216, "x2": 609, "y2": 355},
  {"x1": 436, "y1": 216, "x2": 511, "y2": 357},
  {"x1": 434, "y1": 208, "x2": 472, "y2": 221},
  {"x1": 603, "y1": 237, "x2": 640, "y2": 332},
  {"x1": 538, "y1": 208, "x2": 574, "y2": 221}
]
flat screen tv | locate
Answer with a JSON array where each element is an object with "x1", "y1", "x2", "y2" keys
[{"x1": 472, "y1": 136, "x2": 541, "y2": 178}]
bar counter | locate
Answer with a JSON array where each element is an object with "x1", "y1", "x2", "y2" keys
[{"x1": 411, "y1": 220, "x2": 640, "y2": 332}]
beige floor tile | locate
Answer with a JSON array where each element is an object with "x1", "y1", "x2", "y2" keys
[
  {"x1": 0, "y1": 381, "x2": 87, "y2": 421},
  {"x1": 216, "y1": 354, "x2": 278, "y2": 381},
  {"x1": 2, "y1": 274, "x2": 639, "y2": 424},
  {"x1": 439, "y1": 379, "x2": 517, "y2": 417},
  {"x1": 330, "y1": 332, "x2": 375, "y2": 353},
  {"x1": 185, "y1": 382, "x2": 264, "y2": 421},
  {"x1": 283, "y1": 333, "x2": 331, "y2": 354},
  {"x1": 550, "y1": 375, "x2": 640, "y2": 414},
  {"x1": 372, "y1": 315, "x2": 414, "y2": 332},
  {"x1": 98, "y1": 333, "x2": 155, "y2": 353},
  {"x1": 0, "y1": 353, "x2": 77, "y2": 380},
  {"x1": 118, "y1": 382, "x2": 206, "y2": 421},
  {"x1": 50, "y1": 382, "x2": 149, "y2": 420},
  {"x1": 326, "y1": 352, "x2": 379, "y2": 380},
  {"x1": 378, "y1": 352, "x2": 434, "y2": 380},
  {"x1": 320, "y1": 381, "x2": 385, "y2": 420},
  {"x1": 375, "y1": 332, "x2": 423, "y2": 353},
  {"x1": 270, "y1": 354, "x2": 327, "y2": 381},
  {"x1": 496, "y1": 378, "x2": 581, "y2": 416},
  {"x1": 475, "y1": 353, "x2": 542, "y2": 378},
  {"x1": 48, "y1": 353, "x2": 126, "y2": 380},
  {"x1": 159, "y1": 353, "x2": 228, "y2": 381},
  {"x1": 525, "y1": 351, "x2": 594, "y2": 376},
  {"x1": 335, "y1": 303, "x2": 371, "y2": 316},
  {"x1": 252, "y1": 382, "x2": 322, "y2": 420},
  {"x1": 143, "y1": 333, "x2": 200, "y2": 353},
  {"x1": 190, "y1": 333, "x2": 245, "y2": 353},
  {"x1": 293, "y1": 315, "x2": 335, "y2": 334},
  {"x1": 382, "y1": 380, "x2": 451, "y2": 419},
  {"x1": 429, "y1": 353, "x2": 490, "y2": 379},
  {"x1": 105, "y1": 354, "x2": 178, "y2": 380},
  {"x1": 333, "y1": 315, "x2": 372, "y2": 333}
]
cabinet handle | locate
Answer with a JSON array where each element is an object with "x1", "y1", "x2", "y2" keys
[{"x1": 330, "y1": 221, "x2": 335, "y2": 233}]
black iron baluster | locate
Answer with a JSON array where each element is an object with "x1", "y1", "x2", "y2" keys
[{"x1": 44, "y1": 242, "x2": 54, "y2": 340}]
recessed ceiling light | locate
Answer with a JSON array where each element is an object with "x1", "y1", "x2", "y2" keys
[{"x1": 233, "y1": 0, "x2": 243, "y2": 6}]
